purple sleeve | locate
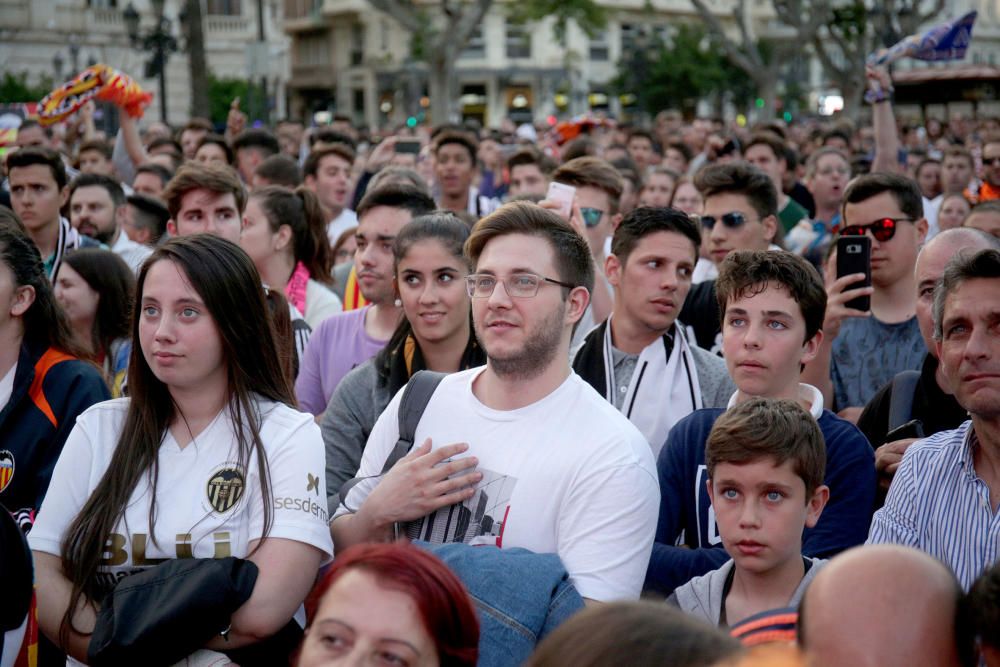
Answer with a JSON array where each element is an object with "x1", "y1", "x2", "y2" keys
[{"x1": 295, "y1": 323, "x2": 328, "y2": 415}]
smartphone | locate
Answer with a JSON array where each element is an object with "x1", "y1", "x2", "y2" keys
[
  {"x1": 884, "y1": 418, "x2": 925, "y2": 442},
  {"x1": 837, "y1": 235, "x2": 872, "y2": 312},
  {"x1": 395, "y1": 140, "x2": 420, "y2": 155},
  {"x1": 546, "y1": 182, "x2": 576, "y2": 219}
]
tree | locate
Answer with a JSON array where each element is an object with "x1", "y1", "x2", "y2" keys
[
  {"x1": 0, "y1": 72, "x2": 53, "y2": 104},
  {"x1": 208, "y1": 75, "x2": 251, "y2": 124},
  {"x1": 613, "y1": 24, "x2": 754, "y2": 117},
  {"x1": 365, "y1": 0, "x2": 604, "y2": 125},
  {"x1": 795, "y1": 0, "x2": 946, "y2": 119},
  {"x1": 182, "y1": 0, "x2": 211, "y2": 120}
]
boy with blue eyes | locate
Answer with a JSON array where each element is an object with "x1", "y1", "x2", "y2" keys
[
  {"x1": 646, "y1": 249, "x2": 875, "y2": 595},
  {"x1": 668, "y1": 397, "x2": 829, "y2": 627},
  {"x1": 573, "y1": 206, "x2": 734, "y2": 455}
]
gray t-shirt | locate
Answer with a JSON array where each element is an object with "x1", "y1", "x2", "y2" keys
[
  {"x1": 831, "y1": 315, "x2": 925, "y2": 411},
  {"x1": 610, "y1": 346, "x2": 639, "y2": 410}
]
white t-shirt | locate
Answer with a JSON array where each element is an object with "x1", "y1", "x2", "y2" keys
[
  {"x1": 326, "y1": 209, "x2": 358, "y2": 246},
  {"x1": 30, "y1": 397, "x2": 334, "y2": 596},
  {"x1": 336, "y1": 367, "x2": 660, "y2": 601}
]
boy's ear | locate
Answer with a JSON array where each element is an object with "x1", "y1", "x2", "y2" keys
[
  {"x1": 804, "y1": 484, "x2": 830, "y2": 529},
  {"x1": 705, "y1": 478, "x2": 715, "y2": 506},
  {"x1": 605, "y1": 253, "x2": 622, "y2": 288},
  {"x1": 800, "y1": 329, "x2": 824, "y2": 366}
]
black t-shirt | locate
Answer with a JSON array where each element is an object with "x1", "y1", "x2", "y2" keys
[
  {"x1": 789, "y1": 181, "x2": 816, "y2": 219},
  {"x1": 679, "y1": 280, "x2": 721, "y2": 355}
]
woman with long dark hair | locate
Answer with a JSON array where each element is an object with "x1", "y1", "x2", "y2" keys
[
  {"x1": 0, "y1": 214, "x2": 109, "y2": 520},
  {"x1": 29, "y1": 234, "x2": 333, "y2": 663},
  {"x1": 241, "y1": 185, "x2": 342, "y2": 328},
  {"x1": 54, "y1": 248, "x2": 135, "y2": 395},
  {"x1": 321, "y1": 212, "x2": 485, "y2": 498}
]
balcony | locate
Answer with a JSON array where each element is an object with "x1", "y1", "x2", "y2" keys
[
  {"x1": 206, "y1": 14, "x2": 252, "y2": 34},
  {"x1": 87, "y1": 7, "x2": 124, "y2": 32}
]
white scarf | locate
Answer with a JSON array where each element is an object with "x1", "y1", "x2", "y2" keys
[{"x1": 602, "y1": 318, "x2": 703, "y2": 457}]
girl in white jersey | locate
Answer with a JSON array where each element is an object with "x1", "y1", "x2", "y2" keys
[{"x1": 30, "y1": 234, "x2": 333, "y2": 663}]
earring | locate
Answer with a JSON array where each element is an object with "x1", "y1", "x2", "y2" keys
[{"x1": 394, "y1": 298, "x2": 402, "y2": 307}]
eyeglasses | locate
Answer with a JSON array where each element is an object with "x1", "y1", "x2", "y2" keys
[
  {"x1": 465, "y1": 272, "x2": 576, "y2": 298},
  {"x1": 700, "y1": 212, "x2": 749, "y2": 230},
  {"x1": 983, "y1": 156, "x2": 1000, "y2": 167},
  {"x1": 580, "y1": 207, "x2": 605, "y2": 228},
  {"x1": 840, "y1": 217, "x2": 911, "y2": 243}
]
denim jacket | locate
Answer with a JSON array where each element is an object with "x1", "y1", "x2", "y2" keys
[{"x1": 415, "y1": 541, "x2": 584, "y2": 667}]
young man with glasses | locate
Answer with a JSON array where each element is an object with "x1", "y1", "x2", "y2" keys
[
  {"x1": 548, "y1": 156, "x2": 624, "y2": 343},
  {"x1": 331, "y1": 201, "x2": 660, "y2": 601},
  {"x1": 678, "y1": 162, "x2": 780, "y2": 354},
  {"x1": 573, "y1": 207, "x2": 734, "y2": 453},
  {"x1": 802, "y1": 173, "x2": 927, "y2": 422},
  {"x1": 979, "y1": 137, "x2": 1000, "y2": 203}
]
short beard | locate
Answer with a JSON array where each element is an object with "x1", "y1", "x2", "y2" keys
[{"x1": 476, "y1": 302, "x2": 566, "y2": 381}]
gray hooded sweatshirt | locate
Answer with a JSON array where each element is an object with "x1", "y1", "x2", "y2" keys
[{"x1": 668, "y1": 556, "x2": 826, "y2": 626}]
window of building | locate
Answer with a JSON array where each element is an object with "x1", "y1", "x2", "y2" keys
[
  {"x1": 296, "y1": 31, "x2": 329, "y2": 67},
  {"x1": 461, "y1": 26, "x2": 486, "y2": 58},
  {"x1": 207, "y1": 0, "x2": 241, "y2": 15},
  {"x1": 351, "y1": 24, "x2": 365, "y2": 65},
  {"x1": 87, "y1": 0, "x2": 118, "y2": 8},
  {"x1": 589, "y1": 29, "x2": 609, "y2": 61},
  {"x1": 506, "y1": 20, "x2": 531, "y2": 59}
]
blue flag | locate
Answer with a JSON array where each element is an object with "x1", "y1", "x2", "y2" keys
[{"x1": 868, "y1": 11, "x2": 977, "y2": 65}]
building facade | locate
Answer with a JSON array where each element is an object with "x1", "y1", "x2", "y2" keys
[{"x1": 0, "y1": 0, "x2": 292, "y2": 126}]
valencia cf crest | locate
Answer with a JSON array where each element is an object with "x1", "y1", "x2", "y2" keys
[
  {"x1": 206, "y1": 467, "x2": 245, "y2": 513},
  {"x1": 0, "y1": 451, "x2": 13, "y2": 493}
]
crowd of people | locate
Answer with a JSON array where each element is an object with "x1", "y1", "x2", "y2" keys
[{"x1": 2, "y1": 61, "x2": 1000, "y2": 666}]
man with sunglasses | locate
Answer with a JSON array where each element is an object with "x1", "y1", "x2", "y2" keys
[
  {"x1": 331, "y1": 202, "x2": 660, "y2": 601},
  {"x1": 548, "y1": 156, "x2": 624, "y2": 345},
  {"x1": 802, "y1": 173, "x2": 927, "y2": 423},
  {"x1": 979, "y1": 138, "x2": 1000, "y2": 203},
  {"x1": 678, "y1": 162, "x2": 780, "y2": 354}
]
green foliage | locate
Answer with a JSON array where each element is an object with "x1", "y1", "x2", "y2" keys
[
  {"x1": 613, "y1": 24, "x2": 753, "y2": 116},
  {"x1": 0, "y1": 72, "x2": 54, "y2": 104},
  {"x1": 507, "y1": 0, "x2": 607, "y2": 42},
  {"x1": 207, "y1": 75, "x2": 251, "y2": 124},
  {"x1": 829, "y1": 0, "x2": 868, "y2": 45}
]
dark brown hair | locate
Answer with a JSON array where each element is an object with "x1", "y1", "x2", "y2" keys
[
  {"x1": 706, "y1": 397, "x2": 826, "y2": 495},
  {"x1": 303, "y1": 144, "x2": 357, "y2": 179},
  {"x1": 465, "y1": 201, "x2": 594, "y2": 296},
  {"x1": 551, "y1": 156, "x2": 624, "y2": 214},
  {"x1": 527, "y1": 601, "x2": 742, "y2": 667},
  {"x1": 58, "y1": 248, "x2": 135, "y2": 362},
  {"x1": 6, "y1": 146, "x2": 67, "y2": 189},
  {"x1": 251, "y1": 185, "x2": 334, "y2": 286},
  {"x1": 162, "y1": 161, "x2": 247, "y2": 219},
  {"x1": 694, "y1": 162, "x2": 778, "y2": 220},
  {"x1": 715, "y1": 250, "x2": 826, "y2": 343},
  {"x1": 59, "y1": 234, "x2": 294, "y2": 646}
]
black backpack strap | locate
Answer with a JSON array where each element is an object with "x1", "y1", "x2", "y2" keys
[
  {"x1": 338, "y1": 370, "x2": 447, "y2": 512},
  {"x1": 887, "y1": 369, "x2": 921, "y2": 432}
]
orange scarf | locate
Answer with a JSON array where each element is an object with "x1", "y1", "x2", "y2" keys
[{"x1": 979, "y1": 181, "x2": 1000, "y2": 202}]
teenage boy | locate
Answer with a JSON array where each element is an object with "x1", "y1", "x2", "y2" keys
[
  {"x1": 303, "y1": 144, "x2": 358, "y2": 244},
  {"x1": 549, "y1": 156, "x2": 624, "y2": 343},
  {"x1": 647, "y1": 250, "x2": 875, "y2": 595},
  {"x1": 678, "y1": 162, "x2": 780, "y2": 354},
  {"x1": 295, "y1": 182, "x2": 436, "y2": 415},
  {"x1": 506, "y1": 148, "x2": 556, "y2": 199},
  {"x1": 573, "y1": 207, "x2": 734, "y2": 454},
  {"x1": 331, "y1": 202, "x2": 658, "y2": 601},
  {"x1": 433, "y1": 131, "x2": 499, "y2": 218},
  {"x1": 669, "y1": 397, "x2": 829, "y2": 626},
  {"x1": 744, "y1": 132, "x2": 809, "y2": 234},
  {"x1": 7, "y1": 147, "x2": 99, "y2": 279},
  {"x1": 801, "y1": 173, "x2": 927, "y2": 421}
]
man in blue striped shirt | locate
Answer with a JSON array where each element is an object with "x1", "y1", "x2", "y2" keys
[{"x1": 869, "y1": 248, "x2": 1000, "y2": 589}]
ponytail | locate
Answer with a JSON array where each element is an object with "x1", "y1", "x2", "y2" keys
[
  {"x1": 294, "y1": 187, "x2": 334, "y2": 286},
  {"x1": 252, "y1": 186, "x2": 334, "y2": 287}
]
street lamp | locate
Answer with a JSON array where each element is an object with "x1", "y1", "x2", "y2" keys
[{"x1": 122, "y1": 1, "x2": 179, "y2": 124}]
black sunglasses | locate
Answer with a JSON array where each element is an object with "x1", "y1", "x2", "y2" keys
[
  {"x1": 840, "y1": 217, "x2": 911, "y2": 243},
  {"x1": 700, "y1": 212, "x2": 748, "y2": 230}
]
